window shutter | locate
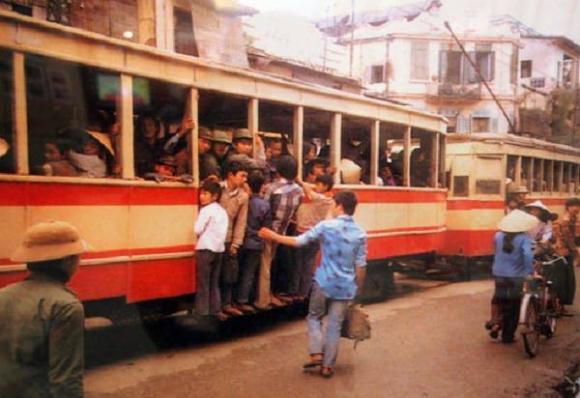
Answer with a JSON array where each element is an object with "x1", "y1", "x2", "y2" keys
[
  {"x1": 363, "y1": 65, "x2": 372, "y2": 84},
  {"x1": 457, "y1": 115, "x2": 470, "y2": 133},
  {"x1": 489, "y1": 52, "x2": 495, "y2": 81},
  {"x1": 439, "y1": 51, "x2": 447, "y2": 82},
  {"x1": 491, "y1": 117, "x2": 499, "y2": 133},
  {"x1": 465, "y1": 51, "x2": 477, "y2": 83}
]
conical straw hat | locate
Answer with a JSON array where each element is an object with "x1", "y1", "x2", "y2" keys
[
  {"x1": 87, "y1": 131, "x2": 115, "y2": 156},
  {"x1": 498, "y1": 209, "x2": 539, "y2": 233},
  {"x1": 523, "y1": 200, "x2": 550, "y2": 213}
]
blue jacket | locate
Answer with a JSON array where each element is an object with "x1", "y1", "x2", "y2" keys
[{"x1": 492, "y1": 231, "x2": 534, "y2": 278}]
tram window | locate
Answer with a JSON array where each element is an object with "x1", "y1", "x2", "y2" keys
[
  {"x1": 25, "y1": 54, "x2": 120, "y2": 178},
  {"x1": 554, "y1": 161, "x2": 562, "y2": 192},
  {"x1": 438, "y1": 134, "x2": 447, "y2": 188},
  {"x1": 411, "y1": 128, "x2": 436, "y2": 188},
  {"x1": 532, "y1": 158, "x2": 543, "y2": 192},
  {"x1": 506, "y1": 155, "x2": 517, "y2": 184},
  {"x1": 303, "y1": 108, "x2": 332, "y2": 181},
  {"x1": 198, "y1": 90, "x2": 248, "y2": 179},
  {"x1": 563, "y1": 163, "x2": 571, "y2": 193},
  {"x1": 0, "y1": 50, "x2": 14, "y2": 173},
  {"x1": 259, "y1": 100, "x2": 294, "y2": 158},
  {"x1": 475, "y1": 157, "x2": 502, "y2": 195},
  {"x1": 341, "y1": 115, "x2": 372, "y2": 184},
  {"x1": 545, "y1": 160, "x2": 554, "y2": 192},
  {"x1": 133, "y1": 77, "x2": 190, "y2": 179},
  {"x1": 453, "y1": 176, "x2": 469, "y2": 197},
  {"x1": 476, "y1": 180, "x2": 501, "y2": 195},
  {"x1": 572, "y1": 164, "x2": 579, "y2": 193},
  {"x1": 521, "y1": 157, "x2": 532, "y2": 191},
  {"x1": 378, "y1": 122, "x2": 406, "y2": 187}
]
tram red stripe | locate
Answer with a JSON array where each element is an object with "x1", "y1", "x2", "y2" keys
[
  {"x1": 369, "y1": 225, "x2": 445, "y2": 234},
  {"x1": 351, "y1": 189, "x2": 446, "y2": 203},
  {"x1": 0, "y1": 182, "x2": 198, "y2": 206},
  {"x1": 446, "y1": 200, "x2": 504, "y2": 210},
  {"x1": 367, "y1": 232, "x2": 444, "y2": 259},
  {"x1": 0, "y1": 244, "x2": 196, "y2": 265},
  {"x1": 440, "y1": 229, "x2": 496, "y2": 257},
  {"x1": 532, "y1": 198, "x2": 567, "y2": 206}
]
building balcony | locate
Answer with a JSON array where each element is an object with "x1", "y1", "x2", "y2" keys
[{"x1": 427, "y1": 82, "x2": 482, "y2": 103}]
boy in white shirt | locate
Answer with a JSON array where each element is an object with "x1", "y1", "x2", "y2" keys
[{"x1": 194, "y1": 180, "x2": 229, "y2": 321}]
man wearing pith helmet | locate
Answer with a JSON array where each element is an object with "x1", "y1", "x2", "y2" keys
[{"x1": 0, "y1": 221, "x2": 90, "y2": 398}]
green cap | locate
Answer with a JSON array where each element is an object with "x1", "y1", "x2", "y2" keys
[
  {"x1": 211, "y1": 129, "x2": 232, "y2": 144},
  {"x1": 233, "y1": 128, "x2": 253, "y2": 141}
]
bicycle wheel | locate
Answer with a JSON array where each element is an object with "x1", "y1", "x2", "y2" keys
[
  {"x1": 545, "y1": 296, "x2": 558, "y2": 338},
  {"x1": 521, "y1": 296, "x2": 540, "y2": 357}
]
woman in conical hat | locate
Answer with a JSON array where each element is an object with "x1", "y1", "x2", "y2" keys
[
  {"x1": 524, "y1": 200, "x2": 556, "y2": 246},
  {"x1": 486, "y1": 210, "x2": 538, "y2": 344}
]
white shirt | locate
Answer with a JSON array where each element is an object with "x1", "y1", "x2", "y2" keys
[{"x1": 194, "y1": 202, "x2": 229, "y2": 252}]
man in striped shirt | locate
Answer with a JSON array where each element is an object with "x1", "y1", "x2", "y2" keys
[{"x1": 255, "y1": 155, "x2": 303, "y2": 309}]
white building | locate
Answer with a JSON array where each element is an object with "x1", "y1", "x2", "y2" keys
[{"x1": 325, "y1": 9, "x2": 521, "y2": 135}]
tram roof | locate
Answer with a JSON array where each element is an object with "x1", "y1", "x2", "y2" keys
[
  {"x1": 0, "y1": 10, "x2": 447, "y2": 132},
  {"x1": 447, "y1": 133, "x2": 580, "y2": 156}
]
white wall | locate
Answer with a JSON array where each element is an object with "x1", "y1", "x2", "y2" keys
[{"x1": 355, "y1": 36, "x2": 518, "y2": 133}]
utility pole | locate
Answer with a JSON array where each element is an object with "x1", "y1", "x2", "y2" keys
[{"x1": 444, "y1": 21, "x2": 517, "y2": 134}]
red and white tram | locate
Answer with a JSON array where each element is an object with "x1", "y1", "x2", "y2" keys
[{"x1": 0, "y1": 11, "x2": 447, "y2": 319}]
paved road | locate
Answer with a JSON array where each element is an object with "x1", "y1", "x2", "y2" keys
[{"x1": 85, "y1": 273, "x2": 580, "y2": 397}]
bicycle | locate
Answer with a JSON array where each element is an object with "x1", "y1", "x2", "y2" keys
[{"x1": 518, "y1": 255, "x2": 563, "y2": 358}]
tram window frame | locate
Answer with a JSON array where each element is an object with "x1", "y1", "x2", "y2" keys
[
  {"x1": 377, "y1": 121, "x2": 407, "y2": 188},
  {"x1": 475, "y1": 155, "x2": 503, "y2": 197},
  {"x1": 0, "y1": 50, "x2": 14, "y2": 174},
  {"x1": 506, "y1": 155, "x2": 517, "y2": 184},
  {"x1": 438, "y1": 133, "x2": 447, "y2": 188},
  {"x1": 133, "y1": 76, "x2": 192, "y2": 180},
  {"x1": 545, "y1": 160, "x2": 554, "y2": 193},
  {"x1": 553, "y1": 161, "x2": 562, "y2": 193},
  {"x1": 410, "y1": 128, "x2": 438, "y2": 188},
  {"x1": 24, "y1": 54, "x2": 122, "y2": 179},
  {"x1": 563, "y1": 162, "x2": 571, "y2": 193},
  {"x1": 571, "y1": 163, "x2": 577, "y2": 193},
  {"x1": 258, "y1": 100, "x2": 295, "y2": 159},
  {"x1": 532, "y1": 158, "x2": 544, "y2": 193},
  {"x1": 340, "y1": 114, "x2": 373, "y2": 185},
  {"x1": 302, "y1": 107, "x2": 333, "y2": 183},
  {"x1": 521, "y1": 156, "x2": 532, "y2": 191},
  {"x1": 453, "y1": 175, "x2": 469, "y2": 197}
]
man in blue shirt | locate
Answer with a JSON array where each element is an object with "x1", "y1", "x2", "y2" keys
[{"x1": 259, "y1": 191, "x2": 367, "y2": 378}]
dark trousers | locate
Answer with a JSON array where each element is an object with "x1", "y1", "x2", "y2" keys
[
  {"x1": 563, "y1": 254, "x2": 576, "y2": 305},
  {"x1": 492, "y1": 276, "x2": 524, "y2": 342},
  {"x1": 195, "y1": 250, "x2": 223, "y2": 316},
  {"x1": 236, "y1": 248, "x2": 262, "y2": 304},
  {"x1": 288, "y1": 241, "x2": 319, "y2": 297},
  {"x1": 272, "y1": 225, "x2": 297, "y2": 295},
  {"x1": 220, "y1": 243, "x2": 239, "y2": 308}
]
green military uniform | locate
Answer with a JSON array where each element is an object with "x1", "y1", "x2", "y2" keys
[{"x1": 0, "y1": 274, "x2": 84, "y2": 398}]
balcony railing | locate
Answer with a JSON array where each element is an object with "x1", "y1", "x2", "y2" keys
[{"x1": 427, "y1": 82, "x2": 482, "y2": 102}]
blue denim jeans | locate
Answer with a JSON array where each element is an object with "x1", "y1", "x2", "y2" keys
[{"x1": 307, "y1": 282, "x2": 350, "y2": 367}]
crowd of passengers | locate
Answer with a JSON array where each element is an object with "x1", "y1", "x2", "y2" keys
[
  {"x1": 24, "y1": 109, "x2": 433, "y2": 187},
  {"x1": 192, "y1": 127, "x2": 340, "y2": 320}
]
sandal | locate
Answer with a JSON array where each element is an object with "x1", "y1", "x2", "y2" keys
[
  {"x1": 303, "y1": 354, "x2": 323, "y2": 369},
  {"x1": 321, "y1": 366, "x2": 334, "y2": 378}
]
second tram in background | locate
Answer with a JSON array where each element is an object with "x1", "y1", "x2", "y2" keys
[{"x1": 442, "y1": 133, "x2": 580, "y2": 276}]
